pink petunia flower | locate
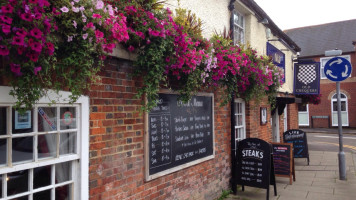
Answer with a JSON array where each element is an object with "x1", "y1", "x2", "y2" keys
[
  {"x1": 46, "y1": 42, "x2": 54, "y2": 55},
  {"x1": 11, "y1": 36, "x2": 25, "y2": 46},
  {"x1": 96, "y1": 0, "x2": 104, "y2": 9},
  {"x1": 17, "y1": 46, "x2": 25, "y2": 55},
  {"x1": 16, "y1": 29, "x2": 27, "y2": 37},
  {"x1": 60, "y1": 6, "x2": 69, "y2": 13},
  {"x1": 92, "y1": 13, "x2": 102, "y2": 18},
  {"x1": 34, "y1": 66, "x2": 42, "y2": 75},
  {"x1": 28, "y1": 0, "x2": 38, "y2": 4},
  {"x1": 82, "y1": 33, "x2": 88, "y2": 40},
  {"x1": 10, "y1": 64, "x2": 22, "y2": 76},
  {"x1": 127, "y1": 45, "x2": 134, "y2": 52},
  {"x1": 2, "y1": 24, "x2": 11, "y2": 34},
  {"x1": 30, "y1": 28, "x2": 43, "y2": 39},
  {"x1": 72, "y1": 7, "x2": 80, "y2": 13},
  {"x1": 1, "y1": 4, "x2": 14, "y2": 14},
  {"x1": 26, "y1": 52, "x2": 39, "y2": 62},
  {"x1": 20, "y1": 13, "x2": 33, "y2": 22},
  {"x1": 34, "y1": 13, "x2": 42, "y2": 20},
  {"x1": 95, "y1": 30, "x2": 104, "y2": 38},
  {"x1": 67, "y1": 35, "x2": 73, "y2": 42},
  {"x1": 0, "y1": 15, "x2": 12, "y2": 24},
  {"x1": 30, "y1": 41, "x2": 43, "y2": 52},
  {"x1": 73, "y1": 20, "x2": 77, "y2": 28},
  {"x1": 0, "y1": 45, "x2": 9, "y2": 56}
]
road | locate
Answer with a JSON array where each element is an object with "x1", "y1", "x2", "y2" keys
[{"x1": 307, "y1": 132, "x2": 356, "y2": 152}]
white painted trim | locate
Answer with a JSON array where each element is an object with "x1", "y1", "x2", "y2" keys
[{"x1": 0, "y1": 86, "x2": 89, "y2": 200}]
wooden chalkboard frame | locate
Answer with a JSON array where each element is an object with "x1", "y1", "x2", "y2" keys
[
  {"x1": 144, "y1": 90, "x2": 215, "y2": 181},
  {"x1": 271, "y1": 142, "x2": 296, "y2": 185}
]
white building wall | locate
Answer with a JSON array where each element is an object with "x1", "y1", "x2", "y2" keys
[{"x1": 165, "y1": 0, "x2": 230, "y2": 39}]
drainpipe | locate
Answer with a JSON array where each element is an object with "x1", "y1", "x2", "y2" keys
[{"x1": 229, "y1": 0, "x2": 237, "y2": 194}]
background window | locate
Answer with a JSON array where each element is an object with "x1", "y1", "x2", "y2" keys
[
  {"x1": 233, "y1": 11, "x2": 245, "y2": 45},
  {"x1": 331, "y1": 93, "x2": 348, "y2": 126}
]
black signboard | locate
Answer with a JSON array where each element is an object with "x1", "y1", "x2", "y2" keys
[
  {"x1": 267, "y1": 42, "x2": 285, "y2": 83},
  {"x1": 294, "y1": 62, "x2": 320, "y2": 95},
  {"x1": 147, "y1": 93, "x2": 214, "y2": 178},
  {"x1": 236, "y1": 138, "x2": 276, "y2": 200},
  {"x1": 271, "y1": 143, "x2": 295, "y2": 184},
  {"x1": 283, "y1": 129, "x2": 309, "y2": 165}
]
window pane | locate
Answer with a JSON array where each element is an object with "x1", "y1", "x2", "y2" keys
[
  {"x1": 0, "y1": 107, "x2": 6, "y2": 135},
  {"x1": 298, "y1": 104, "x2": 307, "y2": 112},
  {"x1": 38, "y1": 134, "x2": 57, "y2": 159},
  {"x1": 38, "y1": 107, "x2": 57, "y2": 132},
  {"x1": 341, "y1": 102, "x2": 346, "y2": 111},
  {"x1": 340, "y1": 94, "x2": 346, "y2": 98},
  {"x1": 56, "y1": 161, "x2": 71, "y2": 183},
  {"x1": 34, "y1": 165, "x2": 51, "y2": 189},
  {"x1": 0, "y1": 139, "x2": 6, "y2": 165},
  {"x1": 60, "y1": 107, "x2": 76, "y2": 130},
  {"x1": 333, "y1": 102, "x2": 337, "y2": 111},
  {"x1": 56, "y1": 184, "x2": 71, "y2": 200},
  {"x1": 12, "y1": 110, "x2": 33, "y2": 134},
  {"x1": 12, "y1": 137, "x2": 33, "y2": 163},
  {"x1": 7, "y1": 170, "x2": 28, "y2": 196},
  {"x1": 60, "y1": 132, "x2": 76, "y2": 155},
  {"x1": 33, "y1": 190, "x2": 51, "y2": 200}
]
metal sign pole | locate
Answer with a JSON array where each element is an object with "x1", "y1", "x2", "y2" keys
[{"x1": 336, "y1": 81, "x2": 346, "y2": 180}]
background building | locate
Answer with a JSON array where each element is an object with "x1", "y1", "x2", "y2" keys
[{"x1": 286, "y1": 19, "x2": 356, "y2": 128}]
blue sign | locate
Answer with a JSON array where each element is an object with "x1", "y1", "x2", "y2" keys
[
  {"x1": 294, "y1": 62, "x2": 320, "y2": 95},
  {"x1": 324, "y1": 57, "x2": 352, "y2": 82},
  {"x1": 267, "y1": 42, "x2": 285, "y2": 83}
]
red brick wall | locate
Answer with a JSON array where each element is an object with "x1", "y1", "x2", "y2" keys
[
  {"x1": 245, "y1": 97, "x2": 273, "y2": 142},
  {"x1": 88, "y1": 58, "x2": 231, "y2": 200},
  {"x1": 287, "y1": 103, "x2": 299, "y2": 130}
]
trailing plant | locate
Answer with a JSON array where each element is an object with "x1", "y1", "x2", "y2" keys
[
  {"x1": 296, "y1": 94, "x2": 322, "y2": 105},
  {"x1": 0, "y1": 0, "x2": 129, "y2": 111}
]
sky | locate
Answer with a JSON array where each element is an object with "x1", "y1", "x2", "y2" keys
[{"x1": 254, "y1": 0, "x2": 356, "y2": 30}]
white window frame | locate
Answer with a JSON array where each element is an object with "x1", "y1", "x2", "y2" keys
[
  {"x1": 298, "y1": 104, "x2": 309, "y2": 126},
  {"x1": 234, "y1": 98, "x2": 246, "y2": 146},
  {"x1": 320, "y1": 55, "x2": 351, "y2": 79},
  {"x1": 0, "y1": 86, "x2": 89, "y2": 200},
  {"x1": 233, "y1": 10, "x2": 245, "y2": 45},
  {"x1": 331, "y1": 93, "x2": 349, "y2": 126}
]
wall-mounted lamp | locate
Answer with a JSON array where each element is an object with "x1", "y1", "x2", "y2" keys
[{"x1": 259, "y1": 18, "x2": 269, "y2": 25}]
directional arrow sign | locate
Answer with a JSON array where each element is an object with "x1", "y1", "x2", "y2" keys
[{"x1": 324, "y1": 57, "x2": 352, "y2": 82}]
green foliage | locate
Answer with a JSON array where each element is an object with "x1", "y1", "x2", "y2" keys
[
  {"x1": 174, "y1": 7, "x2": 203, "y2": 38},
  {"x1": 216, "y1": 189, "x2": 232, "y2": 200}
]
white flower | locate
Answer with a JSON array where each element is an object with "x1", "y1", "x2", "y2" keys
[{"x1": 72, "y1": 6, "x2": 80, "y2": 13}]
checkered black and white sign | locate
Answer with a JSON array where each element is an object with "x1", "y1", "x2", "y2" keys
[
  {"x1": 297, "y1": 65, "x2": 316, "y2": 85},
  {"x1": 294, "y1": 63, "x2": 320, "y2": 95}
]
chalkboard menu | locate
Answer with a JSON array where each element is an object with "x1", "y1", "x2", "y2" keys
[
  {"x1": 271, "y1": 143, "x2": 295, "y2": 184},
  {"x1": 146, "y1": 93, "x2": 214, "y2": 179},
  {"x1": 237, "y1": 138, "x2": 274, "y2": 189},
  {"x1": 283, "y1": 129, "x2": 309, "y2": 165}
]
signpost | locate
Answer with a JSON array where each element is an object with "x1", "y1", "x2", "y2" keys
[{"x1": 324, "y1": 49, "x2": 352, "y2": 180}]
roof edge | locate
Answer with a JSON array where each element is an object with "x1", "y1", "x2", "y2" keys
[{"x1": 240, "y1": 0, "x2": 301, "y2": 52}]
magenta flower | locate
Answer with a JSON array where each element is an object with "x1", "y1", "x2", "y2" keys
[
  {"x1": 2, "y1": 24, "x2": 11, "y2": 34},
  {"x1": 10, "y1": 64, "x2": 22, "y2": 76},
  {"x1": 34, "y1": 66, "x2": 42, "y2": 75},
  {"x1": 0, "y1": 45, "x2": 9, "y2": 56},
  {"x1": 128, "y1": 45, "x2": 134, "y2": 52},
  {"x1": 20, "y1": 13, "x2": 33, "y2": 22},
  {"x1": 29, "y1": 0, "x2": 38, "y2": 4},
  {"x1": 0, "y1": 15, "x2": 12, "y2": 24},
  {"x1": 16, "y1": 29, "x2": 27, "y2": 37},
  {"x1": 92, "y1": 13, "x2": 102, "y2": 18},
  {"x1": 26, "y1": 52, "x2": 39, "y2": 62},
  {"x1": 95, "y1": 30, "x2": 104, "y2": 39},
  {"x1": 30, "y1": 41, "x2": 43, "y2": 52},
  {"x1": 17, "y1": 46, "x2": 25, "y2": 55},
  {"x1": 60, "y1": 6, "x2": 69, "y2": 13},
  {"x1": 11, "y1": 36, "x2": 25, "y2": 46},
  {"x1": 30, "y1": 28, "x2": 43, "y2": 39},
  {"x1": 46, "y1": 42, "x2": 54, "y2": 55},
  {"x1": 1, "y1": 4, "x2": 14, "y2": 14},
  {"x1": 34, "y1": 13, "x2": 42, "y2": 20}
]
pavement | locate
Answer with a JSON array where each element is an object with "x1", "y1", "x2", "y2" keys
[{"x1": 225, "y1": 151, "x2": 356, "y2": 200}]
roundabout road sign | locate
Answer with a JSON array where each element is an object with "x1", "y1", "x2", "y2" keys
[{"x1": 324, "y1": 57, "x2": 352, "y2": 82}]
